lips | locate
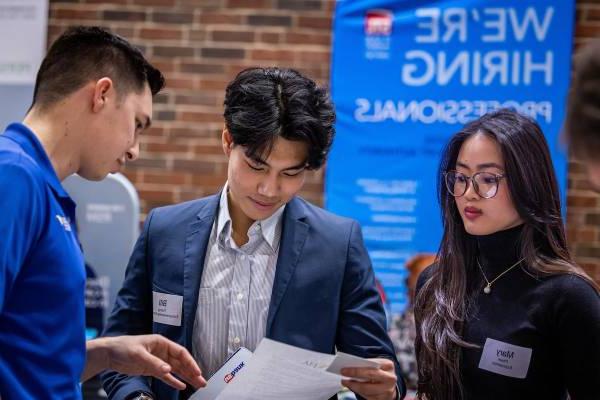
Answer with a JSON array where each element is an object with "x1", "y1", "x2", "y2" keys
[
  {"x1": 464, "y1": 206, "x2": 483, "y2": 220},
  {"x1": 250, "y1": 197, "x2": 277, "y2": 210}
]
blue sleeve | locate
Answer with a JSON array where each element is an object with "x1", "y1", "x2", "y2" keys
[
  {"x1": 100, "y1": 211, "x2": 155, "y2": 399},
  {"x1": 0, "y1": 159, "x2": 43, "y2": 313},
  {"x1": 336, "y1": 221, "x2": 406, "y2": 399}
]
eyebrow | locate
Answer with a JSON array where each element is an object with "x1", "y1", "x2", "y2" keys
[
  {"x1": 249, "y1": 156, "x2": 307, "y2": 171},
  {"x1": 456, "y1": 161, "x2": 504, "y2": 170}
]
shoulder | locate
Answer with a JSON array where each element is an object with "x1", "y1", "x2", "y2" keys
[
  {"x1": 291, "y1": 196, "x2": 357, "y2": 233},
  {"x1": 542, "y1": 273, "x2": 600, "y2": 312},
  {"x1": 148, "y1": 194, "x2": 219, "y2": 225},
  {"x1": 0, "y1": 149, "x2": 46, "y2": 200}
]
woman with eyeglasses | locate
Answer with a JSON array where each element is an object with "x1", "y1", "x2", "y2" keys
[{"x1": 414, "y1": 109, "x2": 600, "y2": 400}]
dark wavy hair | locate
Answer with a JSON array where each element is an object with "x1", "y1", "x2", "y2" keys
[
  {"x1": 32, "y1": 26, "x2": 164, "y2": 110},
  {"x1": 223, "y1": 67, "x2": 335, "y2": 169},
  {"x1": 414, "y1": 109, "x2": 599, "y2": 400}
]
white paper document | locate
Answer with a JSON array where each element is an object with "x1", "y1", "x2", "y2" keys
[
  {"x1": 190, "y1": 347, "x2": 253, "y2": 400},
  {"x1": 190, "y1": 338, "x2": 380, "y2": 400}
]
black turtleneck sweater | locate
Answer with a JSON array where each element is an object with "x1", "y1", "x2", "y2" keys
[{"x1": 417, "y1": 225, "x2": 600, "y2": 399}]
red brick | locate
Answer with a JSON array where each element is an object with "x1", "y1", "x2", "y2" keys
[
  {"x1": 180, "y1": 63, "x2": 225, "y2": 74},
  {"x1": 143, "y1": 172, "x2": 189, "y2": 185},
  {"x1": 178, "y1": 188, "x2": 206, "y2": 202},
  {"x1": 170, "y1": 128, "x2": 220, "y2": 140},
  {"x1": 194, "y1": 143, "x2": 224, "y2": 155},
  {"x1": 154, "y1": 46, "x2": 195, "y2": 58},
  {"x1": 152, "y1": 11, "x2": 194, "y2": 24},
  {"x1": 248, "y1": 15, "x2": 292, "y2": 27},
  {"x1": 227, "y1": 0, "x2": 271, "y2": 7},
  {"x1": 575, "y1": 24, "x2": 600, "y2": 38},
  {"x1": 138, "y1": 189, "x2": 176, "y2": 203},
  {"x1": 172, "y1": 159, "x2": 218, "y2": 173},
  {"x1": 133, "y1": 0, "x2": 177, "y2": 5},
  {"x1": 198, "y1": 12, "x2": 244, "y2": 25},
  {"x1": 139, "y1": 27, "x2": 183, "y2": 40},
  {"x1": 189, "y1": 30, "x2": 207, "y2": 41},
  {"x1": 144, "y1": 142, "x2": 190, "y2": 153},
  {"x1": 259, "y1": 32, "x2": 281, "y2": 43},
  {"x1": 201, "y1": 47, "x2": 246, "y2": 59},
  {"x1": 179, "y1": 111, "x2": 223, "y2": 123},
  {"x1": 251, "y1": 49, "x2": 295, "y2": 62},
  {"x1": 163, "y1": 77, "x2": 199, "y2": 90},
  {"x1": 198, "y1": 79, "x2": 229, "y2": 91},
  {"x1": 103, "y1": 10, "x2": 147, "y2": 22},
  {"x1": 586, "y1": 7, "x2": 600, "y2": 21},
  {"x1": 212, "y1": 30, "x2": 256, "y2": 43},
  {"x1": 298, "y1": 15, "x2": 332, "y2": 30},
  {"x1": 298, "y1": 50, "x2": 331, "y2": 63},
  {"x1": 568, "y1": 194, "x2": 598, "y2": 207},
  {"x1": 174, "y1": 96, "x2": 218, "y2": 109},
  {"x1": 286, "y1": 32, "x2": 331, "y2": 46},
  {"x1": 191, "y1": 173, "x2": 229, "y2": 187},
  {"x1": 151, "y1": 61, "x2": 177, "y2": 74},
  {"x1": 277, "y1": 0, "x2": 323, "y2": 11},
  {"x1": 51, "y1": 8, "x2": 99, "y2": 20}
]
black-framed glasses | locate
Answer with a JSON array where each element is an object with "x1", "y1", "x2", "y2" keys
[{"x1": 444, "y1": 170, "x2": 506, "y2": 199}]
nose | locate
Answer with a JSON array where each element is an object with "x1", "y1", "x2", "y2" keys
[
  {"x1": 125, "y1": 140, "x2": 140, "y2": 162},
  {"x1": 257, "y1": 173, "x2": 279, "y2": 198},
  {"x1": 464, "y1": 177, "x2": 480, "y2": 200}
]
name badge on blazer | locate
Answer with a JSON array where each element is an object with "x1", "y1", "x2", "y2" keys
[
  {"x1": 152, "y1": 291, "x2": 183, "y2": 326},
  {"x1": 478, "y1": 338, "x2": 532, "y2": 379}
]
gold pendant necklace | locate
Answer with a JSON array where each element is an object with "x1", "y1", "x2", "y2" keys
[{"x1": 476, "y1": 257, "x2": 525, "y2": 294}]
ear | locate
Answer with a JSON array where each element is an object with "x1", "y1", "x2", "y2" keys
[
  {"x1": 222, "y1": 127, "x2": 234, "y2": 157},
  {"x1": 91, "y1": 77, "x2": 114, "y2": 113}
]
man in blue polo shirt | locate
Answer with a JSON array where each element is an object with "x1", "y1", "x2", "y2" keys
[{"x1": 0, "y1": 27, "x2": 205, "y2": 399}]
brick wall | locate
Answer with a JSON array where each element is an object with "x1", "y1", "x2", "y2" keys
[
  {"x1": 567, "y1": 2, "x2": 600, "y2": 282},
  {"x1": 48, "y1": 0, "x2": 600, "y2": 282}
]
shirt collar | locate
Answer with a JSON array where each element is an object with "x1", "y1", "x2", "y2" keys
[
  {"x1": 2, "y1": 122, "x2": 70, "y2": 199},
  {"x1": 217, "y1": 182, "x2": 286, "y2": 251}
]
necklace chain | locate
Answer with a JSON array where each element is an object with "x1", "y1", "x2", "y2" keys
[{"x1": 476, "y1": 257, "x2": 525, "y2": 294}]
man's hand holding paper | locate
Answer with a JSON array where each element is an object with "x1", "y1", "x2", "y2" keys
[{"x1": 341, "y1": 358, "x2": 398, "y2": 400}]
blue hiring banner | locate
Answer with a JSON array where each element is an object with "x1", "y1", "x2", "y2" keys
[{"x1": 326, "y1": 0, "x2": 574, "y2": 314}]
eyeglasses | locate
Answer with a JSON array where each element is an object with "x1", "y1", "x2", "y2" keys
[{"x1": 443, "y1": 170, "x2": 506, "y2": 199}]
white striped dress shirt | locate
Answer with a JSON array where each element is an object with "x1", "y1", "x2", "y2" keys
[{"x1": 192, "y1": 185, "x2": 285, "y2": 377}]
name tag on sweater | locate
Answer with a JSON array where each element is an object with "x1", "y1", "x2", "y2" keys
[
  {"x1": 153, "y1": 291, "x2": 183, "y2": 326},
  {"x1": 478, "y1": 338, "x2": 532, "y2": 379}
]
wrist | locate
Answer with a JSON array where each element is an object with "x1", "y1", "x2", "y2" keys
[{"x1": 86, "y1": 337, "x2": 111, "y2": 371}]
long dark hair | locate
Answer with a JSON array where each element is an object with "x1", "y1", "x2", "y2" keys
[{"x1": 414, "y1": 109, "x2": 599, "y2": 400}]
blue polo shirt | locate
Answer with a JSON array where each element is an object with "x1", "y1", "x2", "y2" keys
[{"x1": 0, "y1": 123, "x2": 85, "y2": 399}]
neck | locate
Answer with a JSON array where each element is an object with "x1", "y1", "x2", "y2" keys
[
  {"x1": 475, "y1": 224, "x2": 524, "y2": 273},
  {"x1": 227, "y1": 191, "x2": 254, "y2": 247},
  {"x1": 22, "y1": 106, "x2": 82, "y2": 181}
]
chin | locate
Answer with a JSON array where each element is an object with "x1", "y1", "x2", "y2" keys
[
  {"x1": 244, "y1": 202, "x2": 280, "y2": 221},
  {"x1": 78, "y1": 170, "x2": 109, "y2": 182},
  {"x1": 462, "y1": 219, "x2": 495, "y2": 236}
]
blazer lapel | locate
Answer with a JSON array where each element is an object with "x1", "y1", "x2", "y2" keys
[
  {"x1": 183, "y1": 193, "x2": 220, "y2": 349},
  {"x1": 266, "y1": 197, "x2": 309, "y2": 335}
]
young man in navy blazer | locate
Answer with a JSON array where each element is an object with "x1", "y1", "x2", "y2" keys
[{"x1": 101, "y1": 67, "x2": 405, "y2": 400}]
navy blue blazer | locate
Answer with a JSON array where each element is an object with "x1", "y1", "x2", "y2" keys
[{"x1": 101, "y1": 194, "x2": 405, "y2": 399}]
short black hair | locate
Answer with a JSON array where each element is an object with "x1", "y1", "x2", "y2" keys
[
  {"x1": 32, "y1": 26, "x2": 164, "y2": 110},
  {"x1": 566, "y1": 39, "x2": 600, "y2": 159},
  {"x1": 223, "y1": 67, "x2": 335, "y2": 170}
]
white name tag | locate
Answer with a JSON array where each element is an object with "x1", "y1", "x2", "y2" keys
[
  {"x1": 152, "y1": 291, "x2": 183, "y2": 326},
  {"x1": 478, "y1": 338, "x2": 532, "y2": 379}
]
